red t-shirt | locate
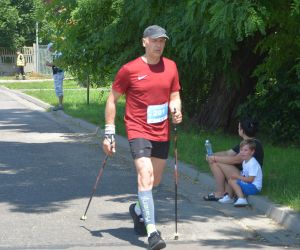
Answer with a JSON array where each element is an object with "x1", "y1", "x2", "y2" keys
[{"x1": 112, "y1": 56, "x2": 180, "y2": 141}]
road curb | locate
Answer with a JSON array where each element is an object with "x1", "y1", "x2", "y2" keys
[
  {"x1": 0, "y1": 86, "x2": 51, "y2": 110},
  {"x1": 248, "y1": 195, "x2": 300, "y2": 234},
  {"x1": 3, "y1": 87, "x2": 300, "y2": 236}
]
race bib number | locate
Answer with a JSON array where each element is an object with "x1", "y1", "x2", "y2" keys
[{"x1": 147, "y1": 102, "x2": 168, "y2": 124}]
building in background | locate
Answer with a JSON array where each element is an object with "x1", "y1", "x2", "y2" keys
[{"x1": 0, "y1": 44, "x2": 52, "y2": 76}]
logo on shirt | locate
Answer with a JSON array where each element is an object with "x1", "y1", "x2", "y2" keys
[{"x1": 137, "y1": 75, "x2": 147, "y2": 80}]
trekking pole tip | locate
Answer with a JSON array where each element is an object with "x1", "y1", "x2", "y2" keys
[
  {"x1": 174, "y1": 232, "x2": 179, "y2": 240},
  {"x1": 80, "y1": 215, "x2": 87, "y2": 221}
]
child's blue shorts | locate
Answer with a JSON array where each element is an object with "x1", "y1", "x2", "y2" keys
[{"x1": 237, "y1": 179, "x2": 260, "y2": 196}]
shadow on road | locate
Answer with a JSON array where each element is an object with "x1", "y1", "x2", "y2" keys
[{"x1": 80, "y1": 226, "x2": 147, "y2": 248}]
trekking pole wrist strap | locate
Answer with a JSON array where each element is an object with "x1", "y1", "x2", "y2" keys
[
  {"x1": 104, "y1": 124, "x2": 115, "y2": 135},
  {"x1": 104, "y1": 124, "x2": 115, "y2": 144}
]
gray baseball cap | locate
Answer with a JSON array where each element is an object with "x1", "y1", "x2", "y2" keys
[
  {"x1": 47, "y1": 42, "x2": 53, "y2": 50},
  {"x1": 143, "y1": 25, "x2": 169, "y2": 39}
]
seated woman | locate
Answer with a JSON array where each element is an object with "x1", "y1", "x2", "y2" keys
[{"x1": 203, "y1": 117, "x2": 264, "y2": 202}]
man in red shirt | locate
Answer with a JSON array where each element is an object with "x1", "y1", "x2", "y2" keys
[{"x1": 103, "y1": 25, "x2": 182, "y2": 250}]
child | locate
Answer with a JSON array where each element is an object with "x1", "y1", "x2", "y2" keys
[{"x1": 228, "y1": 139, "x2": 263, "y2": 207}]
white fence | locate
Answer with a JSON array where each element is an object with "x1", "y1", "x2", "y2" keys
[{"x1": 0, "y1": 44, "x2": 52, "y2": 76}]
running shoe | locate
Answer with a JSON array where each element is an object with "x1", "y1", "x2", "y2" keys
[
  {"x1": 233, "y1": 198, "x2": 248, "y2": 207},
  {"x1": 52, "y1": 105, "x2": 63, "y2": 111},
  {"x1": 129, "y1": 203, "x2": 147, "y2": 236},
  {"x1": 148, "y1": 231, "x2": 166, "y2": 250},
  {"x1": 218, "y1": 194, "x2": 235, "y2": 204}
]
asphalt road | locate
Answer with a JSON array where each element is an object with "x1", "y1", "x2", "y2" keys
[{"x1": 0, "y1": 87, "x2": 299, "y2": 250}]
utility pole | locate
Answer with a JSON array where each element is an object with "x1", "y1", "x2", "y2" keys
[{"x1": 36, "y1": 22, "x2": 39, "y2": 73}]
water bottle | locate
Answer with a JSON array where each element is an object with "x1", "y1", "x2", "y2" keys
[{"x1": 205, "y1": 139, "x2": 213, "y2": 156}]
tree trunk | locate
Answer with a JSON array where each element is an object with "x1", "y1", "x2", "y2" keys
[{"x1": 195, "y1": 36, "x2": 264, "y2": 133}]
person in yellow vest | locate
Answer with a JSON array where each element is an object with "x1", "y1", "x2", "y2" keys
[{"x1": 16, "y1": 50, "x2": 26, "y2": 80}]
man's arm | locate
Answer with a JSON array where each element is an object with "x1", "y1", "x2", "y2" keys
[
  {"x1": 45, "y1": 53, "x2": 53, "y2": 67},
  {"x1": 21, "y1": 54, "x2": 26, "y2": 65},
  {"x1": 169, "y1": 91, "x2": 182, "y2": 124},
  {"x1": 105, "y1": 89, "x2": 121, "y2": 124},
  {"x1": 102, "y1": 89, "x2": 122, "y2": 155},
  {"x1": 45, "y1": 61, "x2": 53, "y2": 67}
]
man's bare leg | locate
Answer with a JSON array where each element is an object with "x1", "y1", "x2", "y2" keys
[
  {"x1": 135, "y1": 157, "x2": 157, "y2": 236},
  {"x1": 151, "y1": 157, "x2": 166, "y2": 187},
  {"x1": 58, "y1": 95, "x2": 63, "y2": 107}
]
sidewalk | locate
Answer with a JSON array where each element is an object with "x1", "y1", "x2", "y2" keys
[{"x1": 1, "y1": 86, "x2": 300, "y2": 249}]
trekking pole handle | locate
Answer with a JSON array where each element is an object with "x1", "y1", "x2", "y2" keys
[{"x1": 173, "y1": 108, "x2": 177, "y2": 131}]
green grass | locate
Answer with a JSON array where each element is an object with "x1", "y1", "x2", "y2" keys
[
  {"x1": 0, "y1": 74, "x2": 52, "y2": 81},
  {"x1": 2, "y1": 80, "x2": 300, "y2": 212},
  {"x1": 2, "y1": 79, "x2": 80, "y2": 89}
]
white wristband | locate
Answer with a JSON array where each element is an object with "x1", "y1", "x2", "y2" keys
[{"x1": 104, "y1": 124, "x2": 115, "y2": 135}]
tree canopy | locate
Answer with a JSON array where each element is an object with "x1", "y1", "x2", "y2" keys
[
  {"x1": 0, "y1": 0, "x2": 38, "y2": 48},
  {"x1": 40, "y1": 0, "x2": 300, "y2": 144}
]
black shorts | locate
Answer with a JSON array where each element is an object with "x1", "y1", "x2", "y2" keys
[{"x1": 129, "y1": 138, "x2": 170, "y2": 160}]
